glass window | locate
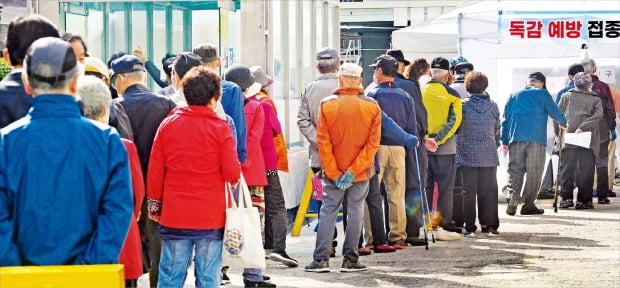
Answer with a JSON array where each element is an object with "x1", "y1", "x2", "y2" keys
[
  {"x1": 131, "y1": 4, "x2": 148, "y2": 53},
  {"x1": 192, "y1": 10, "x2": 219, "y2": 49},
  {"x1": 172, "y1": 8, "x2": 184, "y2": 53},
  {"x1": 109, "y1": 2, "x2": 126, "y2": 54}
]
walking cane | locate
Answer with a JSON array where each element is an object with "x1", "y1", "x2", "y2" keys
[
  {"x1": 414, "y1": 147, "x2": 434, "y2": 249},
  {"x1": 553, "y1": 130, "x2": 564, "y2": 213}
]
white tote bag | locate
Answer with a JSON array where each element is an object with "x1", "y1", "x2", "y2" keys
[{"x1": 221, "y1": 175, "x2": 266, "y2": 270}]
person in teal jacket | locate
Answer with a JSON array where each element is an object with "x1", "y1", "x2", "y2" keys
[{"x1": 0, "y1": 37, "x2": 132, "y2": 266}]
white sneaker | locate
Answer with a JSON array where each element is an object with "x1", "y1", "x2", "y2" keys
[
  {"x1": 463, "y1": 231, "x2": 476, "y2": 237},
  {"x1": 418, "y1": 227, "x2": 433, "y2": 240},
  {"x1": 434, "y1": 227, "x2": 462, "y2": 241}
]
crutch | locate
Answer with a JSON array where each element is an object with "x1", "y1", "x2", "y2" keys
[
  {"x1": 414, "y1": 147, "x2": 435, "y2": 249},
  {"x1": 553, "y1": 130, "x2": 564, "y2": 213}
]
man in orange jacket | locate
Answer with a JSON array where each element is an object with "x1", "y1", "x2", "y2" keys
[{"x1": 304, "y1": 63, "x2": 381, "y2": 273}]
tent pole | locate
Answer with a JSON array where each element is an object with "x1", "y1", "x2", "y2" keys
[{"x1": 457, "y1": 12, "x2": 463, "y2": 56}]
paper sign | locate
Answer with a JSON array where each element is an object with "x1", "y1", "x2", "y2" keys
[
  {"x1": 599, "y1": 66, "x2": 616, "y2": 84},
  {"x1": 565, "y1": 131, "x2": 591, "y2": 148}
]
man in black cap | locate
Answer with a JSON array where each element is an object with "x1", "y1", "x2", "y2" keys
[
  {"x1": 420, "y1": 57, "x2": 462, "y2": 240},
  {"x1": 112, "y1": 54, "x2": 176, "y2": 287},
  {"x1": 501, "y1": 72, "x2": 567, "y2": 216},
  {"x1": 384, "y1": 49, "x2": 428, "y2": 246}
]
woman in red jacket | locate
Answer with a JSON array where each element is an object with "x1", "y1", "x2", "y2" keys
[{"x1": 147, "y1": 66, "x2": 241, "y2": 288}]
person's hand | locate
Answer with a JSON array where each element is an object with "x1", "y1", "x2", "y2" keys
[
  {"x1": 335, "y1": 170, "x2": 354, "y2": 190},
  {"x1": 132, "y1": 46, "x2": 147, "y2": 62},
  {"x1": 148, "y1": 212, "x2": 160, "y2": 223},
  {"x1": 425, "y1": 138, "x2": 438, "y2": 152},
  {"x1": 575, "y1": 128, "x2": 583, "y2": 134},
  {"x1": 501, "y1": 144, "x2": 509, "y2": 153},
  {"x1": 611, "y1": 130, "x2": 617, "y2": 141},
  {"x1": 559, "y1": 124, "x2": 568, "y2": 130}
]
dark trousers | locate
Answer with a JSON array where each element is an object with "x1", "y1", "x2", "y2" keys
[
  {"x1": 461, "y1": 167, "x2": 499, "y2": 232},
  {"x1": 596, "y1": 139, "x2": 611, "y2": 193},
  {"x1": 405, "y1": 145, "x2": 427, "y2": 240},
  {"x1": 263, "y1": 171, "x2": 289, "y2": 253},
  {"x1": 425, "y1": 154, "x2": 457, "y2": 228},
  {"x1": 560, "y1": 148, "x2": 596, "y2": 203},
  {"x1": 363, "y1": 173, "x2": 389, "y2": 245},
  {"x1": 452, "y1": 166, "x2": 464, "y2": 228},
  {"x1": 139, "y1": 199, "x2": 161, "y2": 288}
]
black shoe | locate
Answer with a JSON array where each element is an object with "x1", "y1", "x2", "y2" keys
[
  {"x1": 575, "y1": 201, "x2": 594, "y2": 209},
  {"x1": 405, "y1": 238, "x2": 427, "y2": 246},
  {"x1": 221, "y1": 266, "x2": 230, "y2": 284},
  {"x1": 598, "y1": 196, "x2": 611, "y2": 204},
  {"x1": 520, "y1": 205, "x2": 544, "y2": 215},
  {"x1": 607, "y1": 191, "x2": 616, "y2": 197},
  {"x1": 244, "y1": 280, "x2": 276, "y2": 288},
  {"x1": 559, "y1": 199, "x2": 574, "y2": 208},
  {"x1": 263, "y1": 275, "x2": 270, "y2": 281},
  {"x1": 506, "y1": 199, "x2": 519, "y2": 216},
  {"x1": 269, "y1": 250, "x2": 299, "y2": 267}
]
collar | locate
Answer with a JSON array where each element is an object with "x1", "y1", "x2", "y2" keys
[
  {"x1": 333, "y1": 86, "x2": 365, "y2": 95},
  {"x1": 317, "y1": 73, "x2": 338, "y2": 80},
  {"x1": 29, "y1": 94, "x2": 81, "y2": 119}
]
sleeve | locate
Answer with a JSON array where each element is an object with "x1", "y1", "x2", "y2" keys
[
  {"x1": 219, "y1": 123, "x2": 242, "y2": 183},
  {"x1": 226, "y1": 86, "x2": 247, "y2": 163},
  {"x1": 381, "y1": 111, "x2": 416, "y2": 147},
  {"x1": 77, "y1": 133, "x2": 132, "y2": 264},
  {"x1": 317, "y1": 103, "x2": 342, "y2": 181},
  {"x1": 297, "y1": 89, "x2": 318, "y2": 147},
  {"x1": 544, "y1": 90, "x2": 567, "y2": 126},
  {"x1": 501, "y1": 97, "x2": 513, "y2": 145},
  {"x1": 225, "y1": 115, "x2": 238, "y2": 143},
  {"x1": 605, "y1": 87, "x2": 616, "y2": 130},
  {"x1": 405, "y1": 95, "x2": 418, "y2": 137},
  {"x1": 144, "y1": 60, "x2": 168, "y2": 89},
  {"x1": 264, "y1": 104, "x2": 282, "y2": 136},
  {"x1": 348, "y1": 106, "x2": 382, "y2": 177},
  {"x1": 435, "y1": 97, "x2": 462, "y2": 145},
  {"x1": 579, "y1": 97, "x2": 604, "y2": 132},
  {"x1": 124, "y1": 141, "x2": 144, "y2": 219},
  {"x1": 109, "y1": 102, "x2": 134, "y2": 141},
  {"x1": 0, "y1": 135, "x2": 20, "y2": 266},
  {"x1": 555, "y1": 95, "x2": 568, "y2": 136},
  {"x1": 493, "y1": 104, "x2": 501, "y2": 147},
  {"x1": 146, "y1": 126, "x2": 165, "y2": 217}
]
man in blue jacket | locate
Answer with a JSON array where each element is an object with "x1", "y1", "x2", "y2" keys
[
  {"x1": 502, "y1": 72, "x2": 567, "y2": 216},
  {"x1": 0, "y1": 15, "x2": 60, "y2": 129},
  {"x1": 0, "y1": 37, "x2": 132, "y2": 266}
]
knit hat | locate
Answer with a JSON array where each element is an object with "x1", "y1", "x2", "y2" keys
[{"x1": 573, "y1": 72, "x2": 592, "y2": 87}]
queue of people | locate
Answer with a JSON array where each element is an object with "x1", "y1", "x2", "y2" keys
[{"x1": 0, "y1": 13, "x2": 617, "y2": 288}]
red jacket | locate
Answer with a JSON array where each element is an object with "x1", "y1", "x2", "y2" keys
[
  {"x1": 147, "y1": 106, "x2": 240, "y2": 230},
  {"x1": 242, "y1": 100, "x2": 268, "y2": 186},
  {"x1": 119, "y1": 139, "x2": 144, "y2": 279}
]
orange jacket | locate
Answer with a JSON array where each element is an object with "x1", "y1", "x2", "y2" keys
[{"x1": 317, "y1": 87, "x2": 382, "y2": 182}]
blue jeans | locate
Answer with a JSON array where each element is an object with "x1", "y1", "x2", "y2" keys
[{"x1": 158, "y1": 238, "x2": 222, "y2": 288}]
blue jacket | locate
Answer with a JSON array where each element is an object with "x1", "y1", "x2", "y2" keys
[
  {"x1": 0, "y1": 94, "x2": 132, "y2": 266},
  {"x1": 366, "y1": 81, "x2": 417, "y2": 146},
  {"x1": 145, "y1": 60, "x2": 169, "y2": 89},
  {"x1": 457, "y1": 93, "x2": 501, "y2": 167},
  {"x1": 221, "y1": 80, "x2": 247, "y2": 163},
  {"x1": 394, "y1": 74, "x2": 428, "y2": 139},
  {"x1": 117, "y1": 84, "x2": 177, "y2": 177},
  {"x1": 0, "y1": 70, "x2": 31, "y2": 129},
  {"x1": 501, "y1": 85, "x2": 567, "y2": 146},
  {"x1": 556, "y1": 81, "x2": 575, "y2": 105}
]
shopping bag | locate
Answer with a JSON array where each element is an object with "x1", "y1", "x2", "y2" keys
[{"x1": 221, "y1": 175, "x2": 266, "y2": 270}]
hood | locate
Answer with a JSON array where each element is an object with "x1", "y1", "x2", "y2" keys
[{"x1": 467, "y1": 93, "x2": 493, "y2": 113}]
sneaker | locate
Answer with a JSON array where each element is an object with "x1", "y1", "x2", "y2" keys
[
  {"x1": 373, "y1": 244, "x2": 397, "y2": 253},
  {"x1": 559, "y1": 199, "x2": 574, "y2": 208},
  {"x1": 487, "y1": 228, "x2": 499, "y2": 236},
  {"x1": 520, "y1": 205, "x2": 544, "y2": 215},
  {"x1": 340, "y1": 259, "x2": 366, "y2": 272},
  {"x1": 221, "y1": 266, "x2": 230, "y2": 284},
  {"x1": 269, "y1": 251, "x2": 299, "y2": 268},
  {"x1": 575, "y1": 201, "x2": 594, "y2": 209},
  {"x1": 506, "y1": 199, "x2": 519, "y2": 216},
  {"x1": 463, "y1": 231, "x2": 476, "y2": 237},
  {"x1": 598, "y1": 196, "x2": 611, "y2": 204},
  {"x1": 304, "y1": 260, "x2": 330, "y2": 273},
  {"x1": 244, "y1": 280, "x2": 276, "y2": 288},
  {"x1": 418, "y1": 227, "x2": 433, "y2": 240},
  {"x1": 434, "y1": 227, "x2": 462, "y2": 241},
  {"x1": 607, "y1": 191, "x2": 617, "y2": 197},
  {"x1": 358, "y1": 246, "x2": 372, "y2": 256},
  {"x1": 390, "y1": 239, "x2": 407, "y2": 249}
]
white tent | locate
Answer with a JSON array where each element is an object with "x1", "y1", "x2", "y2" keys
[{"x1": 392, "y1": 0, "x2": 620, "y2": 106}]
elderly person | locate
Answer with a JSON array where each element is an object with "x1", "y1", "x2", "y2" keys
[
  {"x1": 502, "y1": 72, "x2": 567, "y2": 216},
  {"x1": 556, "y1": 72, "x2": 603, "y2": 210},
  {"x1": 0, "y1": 37, "x2": 132, "y2": 266},
  {"x1": 305, "y1": 63, "x2": 381, "y2": 273},
  {"x1": 456, "y1": 72, "x2": 501, "y2": 237},
  {"x1": 77, "y1": 75, "x2": 144, "y2": 288},
  {"x1": 147, "y1": 66, "x2": 241, "y2": 288}
]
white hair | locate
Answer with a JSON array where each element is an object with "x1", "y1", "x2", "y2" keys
[
  {"x1": 77, "y1": 75, "x2": 112, "y2": 120},
  {"x1": 430, "y1": 68, "x2": 448, "y2": 79}
]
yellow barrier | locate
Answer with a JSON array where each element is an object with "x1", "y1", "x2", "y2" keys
[
  {"x1": 291, "y1": 171, "x2": 343, "y2": 236},
  {"x1": 0, "y1": 264, "x2": 124, "y2": 288}
]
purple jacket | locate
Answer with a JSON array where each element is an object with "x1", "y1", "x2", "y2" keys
[{"x1": 259, "y1": 102, "x2": 281, "y2": 171}]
